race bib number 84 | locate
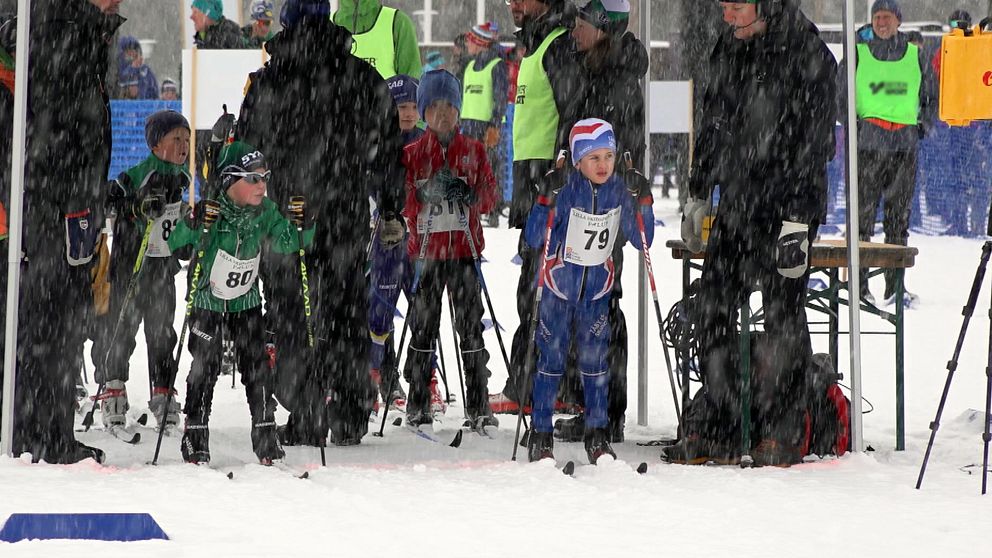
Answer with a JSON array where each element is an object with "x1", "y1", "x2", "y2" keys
[
  {"x1": 563, "y1": 207, "x2": 620, "y2": 267},
  {"x1": 209, "y1": 249, "x2": 261, "y2": 300}
]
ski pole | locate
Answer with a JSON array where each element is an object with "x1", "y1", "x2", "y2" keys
[
  {"x1": 288, "y1": 196, "x2": 323, "y2": 466},
  {"x1": 512, "y1": 151, "x2": 566, "y2": 461},
  {"x1": 152, "y1": 201, "x2": 220, "y2": 465},
  {"x1": 84, "y1": 218, "x2": 155, "y2": 431},
  {"x1": 447, "y1": 288, "x2": 468, "y2": 420},
  {"x1": 376, "y1": 205, "x2": 437, "y2": 437},
  {"x1": 623, "y1": 152, "x2": 682, "y2": 433},
  {"x1": 435, "y1": 328, "x2": 452, "y2": 404}
]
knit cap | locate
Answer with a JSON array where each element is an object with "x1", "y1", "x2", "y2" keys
[
  {"x1": 467, "y1": 22, "x2": 498, "y2": 47},
  {"x1": 145, "y1": 110, "x2": 191, "y2": 150},
  {"x1": 217, "y1": 141, "x2": 267, "y2": 190},
  {"x1": 578, "y1": 0, "x2": 631, "y2": 35},
  {"x1": 192, "y1": 0, "x2": 223, "y2": 21},
  {"x1": 871, "y1": 0, "x2": 902, "y2": 21},
  {"x1": 569, "y1": 118, "x2": 616, "y2": 165},
  {"x1": 417, "y1": 69, "x2": 461, "y2": 119}
]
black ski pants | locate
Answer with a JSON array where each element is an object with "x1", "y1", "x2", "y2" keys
[
  {"x1": 691, "y1": 208, "x2": 815, "y2": 448},
  {"x1": 858, "y1": 149, "x2": 917, "y2": 297},
  {"x1": 96, "y1": 256, "x2": 178, "y2": 389},
  {"x1": 403, "y1": 258, "x2": 491, "y2": 416},
  {"x1": 184, "y1": 307, "x2": 275, "y2": 429}
]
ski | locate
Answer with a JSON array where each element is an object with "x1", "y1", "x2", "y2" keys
[
  {"x1": 107, "y1": 425, "x2": 141, "y2": 445},
  {"x1": 404, "y1": 424, "x2": 463, "y2": 447},
  {"x1": 261, "y1": 460, "x2": 311, "y2": 479},
  {"x1": 461, "y1": 418, "x2": 497, "y2": 439},
  {"x1": 560, "y1": 460, "x2": 649, "y2": 476}
]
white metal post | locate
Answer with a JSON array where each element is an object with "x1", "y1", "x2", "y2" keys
[
  {"x1": 637, "y1": 0, "x2": 651, "y2": 427},
  {"x1": 476, "y1": 0, "x2": 485, "y2": 25},
  {"x1": 1, "y1": 0, "x2": 31, "y2": 458},
  {"x1": 844, "y1": 0, "x2": 865, "y2": 453}
]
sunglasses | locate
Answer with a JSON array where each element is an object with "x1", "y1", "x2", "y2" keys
[{"x1": 227, "y1": 170, "x2": 271, "y2": 184}]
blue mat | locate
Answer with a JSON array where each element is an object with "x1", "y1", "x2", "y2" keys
[{"x1": 0, "y1": 513, "x2": 169, "y2": 542}]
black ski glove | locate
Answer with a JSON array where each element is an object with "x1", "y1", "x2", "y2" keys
[
  {"x1": 184, "y1": 199, "x2": 221, "y2": 231},
  {"x1": 443, "y1": 176, "x2": 475, "y2": 205},
  {"x1": 379, "y1": 211, "x2": 406, "y2": 248},
  {"x1": 140, "y1": 194, "x2": 166, "y2": 220},
  {"x1": 775, "y1": 221, "x2": 810, "y2": 278},
  {"x1": 105, "y1": 178, "x2": 134, "y2": 219},
  {"x1": 624, "y1": 166, "x2": 653, "y2": 205},
  {"x1": 210, "y1": 108, "x2": 235, "y2": 144},
  {"x1": 537, "y1": 166, "x2": 566, "y2": 207}
]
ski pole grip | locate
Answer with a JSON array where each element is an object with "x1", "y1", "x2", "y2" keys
[
  {"x1": 623, "y1": 151, "x2": 633, "y2": 171},
  {"x1": 202, "y1": 200, "x2": 221, "y2": 228},
  {"x1": 554, "y1": 149, "x2": 567, "y2": 170},
  {"x1": 289, "y1": 195, "x2": 306, "y2": 227}
]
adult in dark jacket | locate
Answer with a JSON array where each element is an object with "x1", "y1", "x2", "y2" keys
[
  {"x1": 554, "y1": 0, "x2": 648, "y2": 443},
  {"x1": 9, "y1": 0, "x2": 125, "y2": 464},
  {"x1": 191, "y1": 0, "x2": 245, "y2": 50},
  {"x1": 666, "y1": 0, "x2": 837, "y2": 467},
  {"x1": 837, "y1": 0, "x2": 936, "y2": 305},
  {"x1": 236, "y1": 0, "x2": 405, "y2": 446},
  {"x1": 491, "y1": 0, "x2": 585, "y2": 412}
]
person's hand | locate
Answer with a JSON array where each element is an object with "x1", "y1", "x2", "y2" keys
[
  {"x1": 443, "y1": 176, "x2": 475, "y2": 205},
  {"x1": 775, "y1": 221, "x2": 810, "y2": 278},
  {"x1": 484, "y1": 126, "x2": 500, "y2": 149},
  {"x1": 537, "y1": 166, "x2": 566, "y2": 207},
  {"x1": 140, "y1": 194, "x2": 166, "y2": 220},
  {"x1": 210, "y1": 109, "x2": 235, "y2": 144},
  {"x1": 105, "y1": 179, "x2": 133, "y2": 218},
  {"x1": 184, "y1": 199, "x2": 221, "y2": 230},
  {"x1": 622, "y1": 154, "x2": 653, "y2": 205},
  {"x1": 379, "y1": 212, "x2": 406, "y2": 247},
  {"x1": 681, "y1": 197, "x2": 708, "y2": 253}
]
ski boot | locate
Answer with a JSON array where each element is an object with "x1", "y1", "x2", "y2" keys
[
  {"x1": 527, "y1": 430, "x2": 555, "y2": 462},
  {"x1": 51, "y1": 441, "x2": 106, "y2": 465},
  {"x1": 659, "y1": 434, "x2": 738, "y2": 466},
  {"x1": 251, "y1": 421, "x2": 286, "y2": 465},
  {"x1": 148, "y1": 388, "x2": 181, "y2": 436},
  {"x1": 584, "y1": 428, "x2": 617, "y2": 465},
  {"x1": 99, "y1": 380, "x2": 137, "y2": 441},
  {"x1": 554, "y1": 413, "x2": 585, "y2": 442},
  {"x1": 429, "y1": 372, "x2": 447, "y2": 416},
  {"x1": 181, "y1": 422, "x2": 211, "y2": 464}
]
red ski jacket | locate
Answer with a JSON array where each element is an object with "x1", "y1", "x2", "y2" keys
[{"x1": 402, "y1": 128, "x2": 497, "y2": 260}]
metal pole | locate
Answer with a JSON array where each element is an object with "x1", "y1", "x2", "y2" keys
[
  {"x1": 844, "y1": 0, "x2": 865, "y2": 453},
  {"x1": 636, "y1": 0, "x2": 651, "y2": 427},
  {"x1": 1, "y1": 0, "x2": 31, "y2": 457},
  {"x1": 476, "y1": 0, "x2": 485, "y2": 25}
]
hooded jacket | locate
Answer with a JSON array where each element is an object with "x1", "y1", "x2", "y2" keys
[
  {"x1": 194, "y1": 16, "x2": 245, "y2": 49},
  {"x1": 688, "y1": 1, "x2": 837, "y2": 224},
  {"x1": 333, "y1": 0, "x2": 422, "y2": 78},
  {"x1": 402, "y1": 128, "x2": 497, "y2": 261},
  {"x1": 580, "y1": 31, "x2": 649, "y2": 169},
  {"x1": 524, "y1": 170, "x2": 652, "y2": 303},
  {"x1": 236, "y1": 16, "x2": 405, "y2": 223}
]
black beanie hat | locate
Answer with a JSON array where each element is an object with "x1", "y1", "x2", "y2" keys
[{"x1": 145, "y1": 110, "x2": 190, "y2": 150}]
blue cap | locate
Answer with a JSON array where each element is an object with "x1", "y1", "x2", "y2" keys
[
  {"x1": 871, "y1": 0, "x2": 902, "y2": 20},
  {"x1": 417, "y1": 70, "x2": 461, "y2": 119},
  {"x1": 386, "y1": 74, "x2": 419, "y2": 106},
  {"x1": 280, "y1": 0, "x2": 330, "y2": 29},
  {"x1": 569, "y1": 118, "x2": 616, "y2": 165}
]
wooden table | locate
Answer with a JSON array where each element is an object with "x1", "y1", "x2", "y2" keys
[{"x1": 666, "y1": 239, "x2": 919, "y2": 451}]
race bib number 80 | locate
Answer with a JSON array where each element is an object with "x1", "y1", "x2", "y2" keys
[
  {"x1": 563, "y1": 207, "x2": 621, "y2": 267},
  {"x1": 209, "y1": 249, "x2": 261, "y2": 300}
]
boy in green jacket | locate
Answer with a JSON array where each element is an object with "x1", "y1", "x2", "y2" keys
[{"x1": 168, "y1": 141, "x2": 314, "y2": 465}]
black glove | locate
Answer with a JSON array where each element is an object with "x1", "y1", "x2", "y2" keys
[
  {"x1": 379, "y1": 211, "x2": 406, "y2": 247},
  {"x1": 140, "y1": 194, "x2": 166, "y2": 220},
  {"x1": 443, "y1": 176, "x2": 475, "y2": 205},
  {"x1": 184, "y1": 199, "x2": 221, "y2": 231},
  {"x1": 210, "y1": 107, "x2": 235, "y2": 144},
  {"x1": 287, "y1": 196, "x2": 306, "y2": 227},
  {"x1": 416, "y1": 170, "x2": 453, "y2": 204},
  {"x1": 105, "y1": 178, "x2": 134, "y2": 218},
  {"x1": 775, "y1": 221, "x2": 810, "y2": 278},
  {"x1": 624, "y1": 166, "x2": 653, "y2": 202},
  {"x1": 537, "y1": 166, "x2": 566, "y2": 206}
]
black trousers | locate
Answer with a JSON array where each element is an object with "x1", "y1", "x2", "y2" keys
[
  {"x1": 858, "y1": 149, "x2": 917, "y2": 297},
  {"x1": 12, "y1": 197, "x2": 93, "y2": 462},
  {"x1": 264, "y1": 224, "x2": 373, "y2": 443},
  {"x1": 690, "y1": 208, "x2": 815, "y2": 447},
  {"x1": 95, "y1": 256, "x2": 178, "y2": 389},
  {"x1": 403, "y1": 258, "x2": 490, "y2": 416},
  {"x1": 184, "y1": 307, "x2": 275, "y2": 428}
]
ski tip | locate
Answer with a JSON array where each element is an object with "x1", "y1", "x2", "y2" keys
[
  {"x1": 449, "y1": 430, "x2": 463, "y2": 448},
  {"x1": 392, "y1": 417, "x2": 403, "y2": 427},
  {"x1": 636, "y1": 462, "x2": 648, "y2": 475},
  {"x1": 226, "y1": 471, "x2": 234, "y2": 480},
  {"x1": 299, "y1": 471, "x2": 310, "y2": 480},
  {"x1": 136, "y1": 413, "x2": 148, "y2": 426},
  {"x1": 130, "y1": 433, "x2": 142, "y2": 445},
  {"x1": 562, "y1": 461, "x2": 575, "y2": 476}
]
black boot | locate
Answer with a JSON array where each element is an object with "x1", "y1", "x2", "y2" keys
[
  {"x1": 49, "y1": 440, "x2": 106, "y2": 465},
  {"x1": 251, "y1": 422, "x2": 286, "y2": 465},
  {"x1": 554, "y1": 413, "x2": 585, "y2": 442},
  {"x1": 584, "y1": 428, "x2": 617, "y2": 465},
  {"x1": 181, "y1": 423, "x2": 210, "y2": 464},
  {"x1": 527, "y1": 430, "x2": 555, "y2": 462}
]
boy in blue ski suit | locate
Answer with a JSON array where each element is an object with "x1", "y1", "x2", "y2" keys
[{"x1": 525, "y1": 119, "x2": 653, "y2": 464}]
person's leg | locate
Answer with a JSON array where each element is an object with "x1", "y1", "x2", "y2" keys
[
  {"x1": 575, "y1": 296, "x2": 613, "y2": 432},
  {"x1": 234, "y1": 307, "x2": 283, "y2": 461},
  {"x1": 532, "y1": 295, "x2": 573, "y2": 433},
  {"x1": 401, "y1": 260, "x2": 444, "y2": 423},
  {"x1": 857, "y1": 150, "x2": 887, "y2": 296},
  {"x1": 181, "y1": 309, "x2": 223, "y2": 463},
  {"x1": 606, "y1": 293, "x2": 628, "y2": 442},
  {"x1": 882, "y1": 149, "x2": 918, "y2": 299},
  {"x1": 145, "y1": 261, "x2": 181, "y2": 430},
  {"x1": 449, "y1": 258, "x2": 492, "y2": 420}
]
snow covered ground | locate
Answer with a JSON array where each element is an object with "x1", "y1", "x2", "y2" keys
[{"x1": 2, "y1": 195, "x2": 990, "y2": 556}]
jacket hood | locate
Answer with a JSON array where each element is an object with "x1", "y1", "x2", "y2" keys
[
  {"x1": 515, "y1": 1, "x2": 577, "y2": 51},
  {"x1": 334, "y1": 0, "x2": 381, "y2": 34},
  {"x1": 265, "y1": 16, "x2": 354, "y2": 68}
]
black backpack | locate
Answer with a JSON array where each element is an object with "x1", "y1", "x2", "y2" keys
[{"x1": 803, "y1": 353, "x2": 851, "y2": 457}]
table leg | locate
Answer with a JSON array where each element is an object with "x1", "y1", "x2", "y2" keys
[
  {"x1": 681, "y1": 257, "x2": 691, "y2": 432},
  {"x1": 741, "y1": 300, "x2": 752, "y2": 461},
  {"x1": 896, "y1": 268, "x2": 906, "y2": 451}
]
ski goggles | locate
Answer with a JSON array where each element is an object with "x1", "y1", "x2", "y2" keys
[{"x1": 224, "y1": 170, "x2": 271, "y2": 184}]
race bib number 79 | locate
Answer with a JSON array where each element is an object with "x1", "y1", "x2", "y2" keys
[{"x1": 563, "y1": 207, "x2": 621, "y2": 266}]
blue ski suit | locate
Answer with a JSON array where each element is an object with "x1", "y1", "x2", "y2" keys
[{"x1": 524, "y1": 171, "x2": 654, "y2": 432}]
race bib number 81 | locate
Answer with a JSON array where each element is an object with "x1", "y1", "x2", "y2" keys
[
  {"x1": 209, "y1": 249, "x2": 261, "y2": 300},
  {"x1": 146, "y1": 202, "x2": 182, "y2": 258},
  {"x1": 564, "y1": 207, "x2": 620, "y2": 266}
]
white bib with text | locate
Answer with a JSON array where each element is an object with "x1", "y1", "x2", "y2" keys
[
  {"x1": 563, "y1": 207, "x2": 620, "y2": 266},
  {"x1": 146, "y1": 202, "x2": 182, "y2": 258},
  {"x1": 209, "y1": 249, "x2": 260, "y2": 300}
]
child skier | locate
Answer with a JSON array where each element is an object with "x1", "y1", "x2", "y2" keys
[
  {"x1": 167, "y1": 141, "x2": 314, "y2": 465},
  {"x1": 97, "y1": 110, "x2": 192, "y2": 440},
  {"x1": 401, "y1": 69, "x2": 498, "y2": 430},
  {"x1": 525, "y1": 119, "x2": 654, "y2": 464},
  {"x1": 368, "y1": 74, "x2": 447, "y2": 416}
]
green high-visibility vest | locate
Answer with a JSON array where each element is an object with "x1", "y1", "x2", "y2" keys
[
  {"x1": 351, "y1": 7, "x2": 397, "y2": 79},
  {"x1": 513, "y1": 27, "x2": 566, "y2": 162},
  {"x1": 461, "y1": 58, "x2": 500, "y2": 123},
  {"x1": 855, "y1": 43, "x2": 922, "y2": 125}
]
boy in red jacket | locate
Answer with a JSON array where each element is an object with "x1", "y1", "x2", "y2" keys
[{"x1": 402, "y1": 70, "x2": 498, "y2": 430}]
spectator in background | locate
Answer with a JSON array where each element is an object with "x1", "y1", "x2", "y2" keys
[
  {"x1": 333, "y1": 0, "x2": 422, "y2": 79},
  {"x1": 838, "y1": 0, "x2": 936, "y2": 307},
  {"x1": 160, "y1": 77, "x2": 180, "y2": 101},
  {"x1": 460, "y1": 22, "x2": 508, "y2": 228},
  {"x1": 932, "y1": 10, "x2": 971, "y2": 77},
  {"x1": 191, "y1": 0, "x2": 245, "y2": 49},
  {"x1": 422, "y1": 50, "x2": 444, "y2": 74},
  {"x1": 118, "y1": 35, "x2": 158, "y2": 99},
  {"x1": 243, "y1": 0, "x2": 276, "y2": 48},
  {"x1": 118, "y1": 66, "x2": 140, "y2": 99},
  {"x1": 450, "y1": 33, "x2": 470, "y2": 79}
]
